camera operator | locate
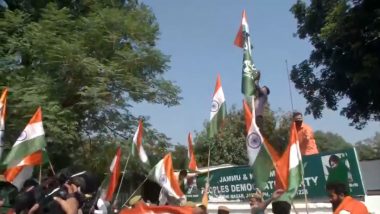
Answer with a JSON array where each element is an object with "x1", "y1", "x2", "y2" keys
[{"x1": 27, "y1": 183, "x2": 80, "y2": 214}]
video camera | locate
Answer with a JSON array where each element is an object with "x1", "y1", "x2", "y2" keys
[{"x1": 13, "y1": 170, "x2": 99, "y2": 214}]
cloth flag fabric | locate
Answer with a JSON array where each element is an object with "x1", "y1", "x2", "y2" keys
[
  {"x1": 208, "y1": 74, "x2": 226, "y2": 138},
  {"x1": 4, "y1": 150, "x2": 43, "y2": 189},
  {"x1": 104, "y1": 147, "x2": 121, "y2": 202},
  {"x1": 119, "y1": 203, "x2": 193, "y2": 214},
  {"x1": 243, "y1": 99, "x2": 278, "y2": 189},
  {"x1": 150, "y1": 153, "x2": 185, "y2": 201},
  {"x1": 3, "y1": 107, "x2": 46, "y2": 165},
  {"x1": 243, "y1": 97, "x2": 264, "y2": 165},
  {"x1": 276, "y1": 122, "x2": 303, "y2": 202},
  {"x1": 2, "y1": 107, "x2": 46, "y2": 190},
  {"x1": 234, "y1": 10, "x2": 260, "y2": 96},
  {"x1": 132, "y1": 120, "x2": 148, "y2": 164},
  {"x1": 187, "y1": 133, "x2": 197, "y2": 171},
  {"x1": 0, "y1": 87, "x2": 8, "y2": 159}
]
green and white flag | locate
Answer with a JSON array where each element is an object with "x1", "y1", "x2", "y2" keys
[
  {"x1": 234, "y1": 10, "x2": 260, "y2": 97},
  {"x1": 208, "y1": 74, "x2": 226, "y2": 138}
]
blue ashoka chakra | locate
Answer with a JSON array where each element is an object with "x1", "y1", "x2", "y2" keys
[
  {"x1": 16, "y1": 131, "x2": 27, "y2": 142},
  {"x1": 159, "y1": 174, "x2": 167, "y2": 185},
  {"x1": 247, "y1": 132, "x2": 262, "y2": 149},
  {"x1": 211, "y1": 100, "x2": 220, "y2": 112}
]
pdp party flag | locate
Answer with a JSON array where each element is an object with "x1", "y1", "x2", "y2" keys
[
  {"x1": 234, "y1": 10, "x2": 259, "y2": 96},
  {"x1": 3, "y1": 107, "x2": 46, "y2": 166},
  {"x1": 0, "y1": 87, "x2": 8, "y2": 159},
  {"x1": 4, "y1": 150, "x2": 43, "y2": 189},
  {"x1": 104, "y1": 147, "x2": 121, "y2": 202},
  {"x1": 132, "y1": 120, "x2": 148, "y2": 164},
  {"x1": 187, "y1": 133, "x2": 197, "y2": 171},
  {"x1": 150, "y1": 153, "x2": 185, "y2": 201},
  {"x1": 243, "y1": 98, "x2": 277, "y2": 189},
  {"x1": 276, "y1": 122, "x2": 303, "y2": 202},
  {"x1": 208, "y1": 74, "x2": 226, "y2": 138}
]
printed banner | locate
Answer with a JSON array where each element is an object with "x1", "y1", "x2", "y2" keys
[{"x1": 185, "y1": 148, "x2": 365, "y2": 202}]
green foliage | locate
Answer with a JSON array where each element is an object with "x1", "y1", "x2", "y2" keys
[
  {"x1": 314, "y1": 131, "x2": 352, "y2": 152},
  {"x1": 290, "y1": 0, "x2": 380, "y2": 128},
  {"x1": 194, "y1": 104, "x2": 293, "y2": 167},
  {"x1": 0, "y1": 0, "x2": 181, "y2": 173},
  {"x1": 355, "y1": 132, "x2": 380, "y2": 160}
]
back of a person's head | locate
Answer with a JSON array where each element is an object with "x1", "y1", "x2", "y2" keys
[
  {"x1": 217, "y1": 206, "x2": 229, "y2": 214},
  {"x1": 326, "y1": 182, "x2": 349, "y2": 196},
  {"x1": 272, "y1": 201, "x2": 291, "y2": 214}
]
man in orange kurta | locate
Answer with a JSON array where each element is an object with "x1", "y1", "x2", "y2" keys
[
  {"x1": 293, "y1": 112, "x2": 319, "y2": 155},
  {"x1": 326, "y1": 183, "x2": 369, "y2": 214}
]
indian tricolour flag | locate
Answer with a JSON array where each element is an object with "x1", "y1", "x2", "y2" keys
[
  {"x1": 243, "y1": 98, "x2": 278, "y2": 189},
  {"x1": 0, "y1": 87, "x2": 8, "y2": 159},
  {"x1": 104, "y1": 147, "x2": 121, "y2": 202},
  {"x1": 4, "y1": 150, "x2": 43, "y2": 189},
  {"x1": 2, "y1": 107, "x2": 46, "y2": 189},
  {"x1": 187, "y1": 133, "x2": 197, "y2": 171},
  {"x1": 208, "y1": 74, "x2": 226, "y2": 138},
  {"x1": 3, "y1": 107, "x2": 46, "y2": 166},
  {"x1": 150, "y1": 153, "x2": 185, "y2": 201},
  {"x1": 276, "y1": 122, "x2": 303, "y2": 202},
  {"x1": 132, "y1": 120, "x2": 148, "y2": 164},
  {"x1": 234, "y1": 10, "x2": 259, "y2": 97}
]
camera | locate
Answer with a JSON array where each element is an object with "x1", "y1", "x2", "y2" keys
[{"x1": 12, "y1": 170, "x2": 99, "y2": 214}]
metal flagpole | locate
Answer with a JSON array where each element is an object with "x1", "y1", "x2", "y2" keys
[
  {"x1": 113, "y1": 152, "x2": 131, "y2": 206},
  {"x1": 121, "y1": 176, "x2": 149, "y2": 207},
  {"x1": 285, "y1": 60, "x2": 309, "y2": 214}
]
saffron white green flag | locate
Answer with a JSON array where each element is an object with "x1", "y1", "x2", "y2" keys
[
  {"x1": 243, "y1": 98, "x2": 276, "y2": 190},
  {"x1": 132, "y1": 119, "x2": 149, "y2": 164},
  {"x1": 3, "y1": 107, "x2": 46, "y2": 166},
  {"x1": 150, "y1": 153, "x2": 185, "y2": 202},
  {"x1": 277, "y1": 122, "x2": 303, "y2": 202},
  {"x1": 0, "y1": 87, "x2": 8, "y2": 159},
  {"x1": 208, "y1": 74, "x2": 226, "y2": 138}
]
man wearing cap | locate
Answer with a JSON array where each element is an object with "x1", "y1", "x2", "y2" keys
[{"x1": 293, "y1": 112, "x2": 319, "y2": 155}]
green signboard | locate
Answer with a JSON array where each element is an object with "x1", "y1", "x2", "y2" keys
[{"x1": 185, "y1": 148, "x2": 365, "y2": 202}]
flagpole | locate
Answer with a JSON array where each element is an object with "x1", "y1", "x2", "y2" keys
[
  {"x1": 285, "y1": 60, "x2": 309, "y2": 214},
  {"x1": 121, "y1": 176, "x2": 149, "y2": 207},
  {"x1": 48, "y1": 160, "x2": 56, "y2": 175},
  {"x1": 113, "y1": 152, "x2": 131, "y2": 206},
  {"x1": 38, "y1": 164, "x2": 42, "y2": 184}
]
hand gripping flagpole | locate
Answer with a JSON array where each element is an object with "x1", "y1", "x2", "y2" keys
[{"x1": 285, "y1": 60, "x2": 309, "y2": 214}]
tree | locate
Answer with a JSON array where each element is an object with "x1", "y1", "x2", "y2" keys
[
  {"x1": 290, "y1": 0, "x2": 380, "y2": 128},
  {"x1": 314, "y1": 131, "x2": 352, "y2": 152},
  {"x1": 355, "y1": 132, "x2": 380, "y2": 160},
  {"x1": 0, "y1": 0, "x2": 181, "y2": 171},
  {"x1": 194, "y1": 105, "x2": 292, "y2": 167}
]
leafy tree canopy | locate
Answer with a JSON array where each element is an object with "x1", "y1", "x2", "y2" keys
[
  {"x1": 290, "y1": 0, "x2": 380, "y2": 128},
  {"x1": 355, "y1": 132, "x2": 380, "y2": 160},
  {"x1": 0, "y1": 0, "x2": 181, "y2": 172},
  {"x1": 314, "y1": 131, "x2": 352, "y2": 152},
  {"x1": 194, "y1": 104, "x2": 293, "y2": 167}
]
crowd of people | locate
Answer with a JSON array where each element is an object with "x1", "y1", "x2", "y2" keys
[{"x1": 0, "y1": 167, "x2": 370, "y2": 214}]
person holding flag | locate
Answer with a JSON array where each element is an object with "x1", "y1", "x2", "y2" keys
[{"x1": 149, "y1": 153, "x2": 186, "y2": 206}]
